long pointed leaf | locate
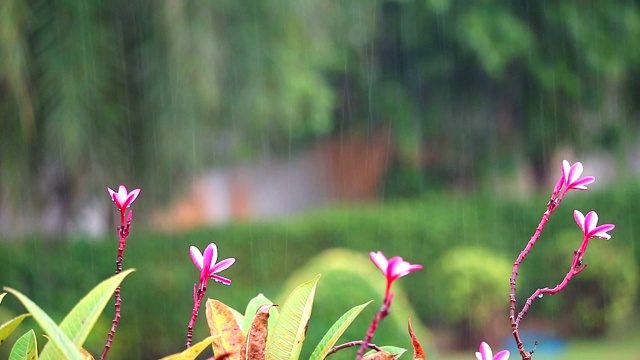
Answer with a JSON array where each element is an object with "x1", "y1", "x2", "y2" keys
[
  {"x1": 39, "y1": 269, "x2": 135, "y2": 360},
  {"x1": 206, "y1": 299, "x2": 244, "y2": 360},
  {"x1": 265, "y1": 274, "x2": 320, "y2": 360},
  {"x1": 242, "y1": 304, "x2": 273, "y2": 360},
  {"x1": 309, "y1": 300, "x2": 372, "y2": 360},
  {"x1": 8, "y1": 329, "x2": 37, "y2": 360},
  {"x1": 0, "y1": 292, "x2": 6, "y2": 305},
  {"x1": 159, "y1": 335, "x2": 218, "y2": 360},
  {"x1": 1, "y1": 314, "x2": 30, "y2": 346},
  {"x1": 3, "y1": 287, "x2": 83, "y2": 360},
  {"x1": 242, "y1": 294, "x2": 278, "y2": 334}
]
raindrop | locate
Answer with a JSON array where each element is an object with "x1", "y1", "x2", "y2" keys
[{"x1": 538, "y1": 294, "x2": 544, "y2": 299}]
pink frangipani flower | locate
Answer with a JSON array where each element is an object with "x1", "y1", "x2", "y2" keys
[
  {"x1": 190, "y1": 243, "x2": 235, "y2": 288},
  {"x1": 561, "y1": 160, "x2": 595, "y2": 192},
  {"x1": 475, "y1": 341, "x2": 510, "y2": 360},
  {"x1": 573, "y1": 210, "x2": 615, "y2": 240},
  {"x1": 370, "y1": 251, "x2": 422, "y2": 298},
  {"x1": 107, "y1": 185, "x2": 141, "y2": 212}
]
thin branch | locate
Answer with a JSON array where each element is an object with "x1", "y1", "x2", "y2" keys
[
  {"x1": 101, "y1": 214, "x2": 132, "y2": 360},
  {"x1": 325, "y1": 340, "x2": 383, "y2": 357},
  {"x1": 509, "y1": 179, "x2": 564, "y2": 360},
  {"x1": 355, "y1": 296, "x2": 391, "y2": 360},
  {"x1": 185, "y1": 285, "x2": 206, "y2": 348}
]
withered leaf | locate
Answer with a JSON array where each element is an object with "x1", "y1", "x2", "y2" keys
[{"x1": 241, "y1": 304, "x2": 274, "y2": 360}]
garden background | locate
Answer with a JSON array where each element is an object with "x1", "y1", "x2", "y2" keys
[{"x1": 1, "y1": 1, "x2": 639, "y2": 359}]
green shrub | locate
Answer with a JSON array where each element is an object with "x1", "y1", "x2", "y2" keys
[{"x1": 427, "y1": 246, "x2": 512, "y2": 329}]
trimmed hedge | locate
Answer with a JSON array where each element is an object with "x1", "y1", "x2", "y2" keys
[{"x1": 0, "y1": 181, "x2": 638, "y2": 358}]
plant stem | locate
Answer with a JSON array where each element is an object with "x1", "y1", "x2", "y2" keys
[
  {"x1": 355, "y1": 296, "x2": 391, "y2": 360},
  {"x1": 186, "y1": 285, "x2": 206, "y2": 348},
  {"x1": 326, "y1": 341, "x2": 382, "y2": 357},
  {"x1": 516, "y1": 244, "x2": 587, "y2": 325},
  {"x1": 101, "y1": 214, "x2": 131, "y2": 360},
  {"x1": 509, "y1": 180, "x2": 564, "y2": 360}
]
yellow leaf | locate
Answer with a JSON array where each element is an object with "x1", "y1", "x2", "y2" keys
[
  {"x1": 206, "y1": 299, "x2": 244, "y2": 360},
  {"x1": 159, "y1": 335, "x2": 218, "y2": 360}
]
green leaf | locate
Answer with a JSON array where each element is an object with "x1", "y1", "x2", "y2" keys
[
  {"x1": 158, "y1": 335, "x2": 218, "y2": 360},
  {"x1": 242, "y1": 294, "x2": 279, "y2": 334},
  {"x1": 1, "y1": 314, "x2": 30, "y2": 347},
  {"x1": 39, "y1": 269, "x2": 135, "y2": 360},
  {"x1": 3, "y1": 287, "x2": 83, "y2": 360},
  {"x1": 9, "y1": 329, "x2": 37, "y2": 360},
  {"x1": 265, "y1": 274, "x2": 320, "y2": 360},
  {"x1": 228, "y1": 305, "x2": 245, "y2": 333},
  {"x1": 309, "y1": 300, "x2": 372, "y2": 360}
]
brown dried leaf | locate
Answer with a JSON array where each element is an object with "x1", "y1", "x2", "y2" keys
[
  {"x1": 206, "y1": 299, "x2": 245, "y2": 360},
  {"x1": 408, "y1": 317, "x2": 426, "y2": 360},
  {"x1": 241, "y1": 304, "x2": 273, "y2": 360}
]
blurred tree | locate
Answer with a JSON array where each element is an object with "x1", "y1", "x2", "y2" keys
[{"x1": 1, "y1": 0, "x2": 640, "y2": 236}]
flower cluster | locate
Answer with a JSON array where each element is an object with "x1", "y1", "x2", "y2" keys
[
  {"x1": 190, "y1": 243, "x2": 236, "y2": 290},
  {"x1": 185, "y1": 242, "x2": 235, "y2": 348},
  {"x1": 558, "y1": 160, "x2": 595, "y2": 195},
  {"x1": 510, "y1": 160, "x2": 615, "y2": 359},
  {"x1": 573, "y1": 210, "x2": 615, "y2": 241},
  {"x1": 370, "y1": 251, "x2": 423, "y2": 301},
  {"x1": 107, "y1": 185, "x2": 140, "y2": 225}
]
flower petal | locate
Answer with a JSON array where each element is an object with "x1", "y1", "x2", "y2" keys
[
  {"x1": 202, "y1": 244, "x2": 214, "y2": 271},
  {"x1": 569, "y1": 176, "x2": 595, "y2": 190},
  {"x1": 210, "y1": 258, "x2": 235, "y2": 275},
  {"x1": 386, "y1": 256, "x2": 403, "y2": 278},
  {"x1": 210, "y1": 274, "x2": 232, "y2": 285},
  {"x1": 206, "y1": 244, "x2": 219, "y2": 272},
  {"x1": 478, "y1": 341, "x2": 492, "y2": 360},
  {"x1": 573, "y1": 210, "x2": 585, "y2": 232},
  {"x1": 369, "y1": 251, "x2": 389, "y2": 275},
  {"x1": 494, "y1": 350, "x2": 510, "y2": 360},
  {"x1": 190, "y1": 246, "x2": 204, "y2": 271},
  {"x1": 393, "y1": 261, "x2": 423, "y2": 278},
  {"x1": 584, "y1": 211, "x2": 598, "y2": 234},
  {"x1": 125, "y1": 188, "x2": 141, "y2": 208},
  {"x1": 591, "y1": 224, "x2": 615, "y2": 240},
  {"x1": 567, "y1": 162, "x2": 583, "y2": 185},
  {"x1": 562, "y1": 160, "x2": 571, "y2": 183}
]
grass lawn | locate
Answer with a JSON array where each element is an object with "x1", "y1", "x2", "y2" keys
[{"x1": 437, "y1": 326, "x2": 640, "y2": 360}]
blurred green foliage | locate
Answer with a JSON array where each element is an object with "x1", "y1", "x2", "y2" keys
[
  {"x1": 427, "y1": 246, "x2": 512, "y2": 329},
  {"x1": 3, "y1": 1, "x2": 640, "y2": 219},
  {"x1": 0, "y1": 183, "x2": 638, "y2": 358},
  {"x1": 541, "y1": 230, "x2": 638, "y2": 336}
]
